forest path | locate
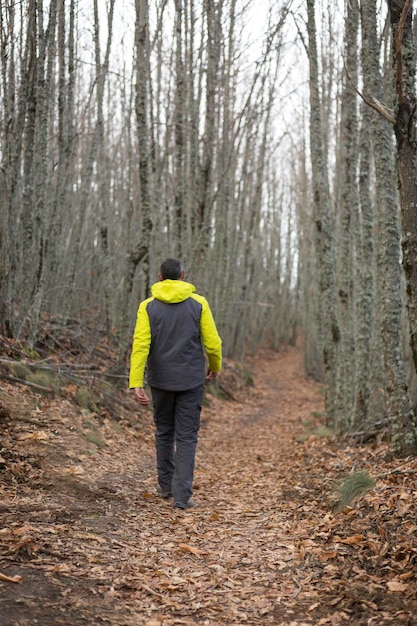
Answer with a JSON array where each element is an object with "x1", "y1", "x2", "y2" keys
[{"x1": 1, "y1": 345, "x2": 416, "y2": 625}]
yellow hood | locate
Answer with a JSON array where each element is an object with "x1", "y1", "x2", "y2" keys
[{"x1": 151, "y1": 280, "x2": 196, "y2": 303}]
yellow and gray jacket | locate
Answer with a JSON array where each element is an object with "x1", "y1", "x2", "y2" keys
[{"x1": 129, "y1": 280, "x2": 222, "y2": 391}]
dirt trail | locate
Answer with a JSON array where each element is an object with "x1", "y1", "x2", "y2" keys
[{"x1": 1, "y1": 345, "x2": 416, "y2": 625}]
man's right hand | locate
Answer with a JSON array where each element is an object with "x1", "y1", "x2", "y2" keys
[{"x1": 134, "y1": 387, "x2": 150, "y2": 405}]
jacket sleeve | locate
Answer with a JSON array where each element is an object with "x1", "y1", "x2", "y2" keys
[
  {"x1": 200, "y1": 298, "x2": 222, "y2": 372},
  {"x1": 129, "y1": 300, "x2": 152, "y2": 388}
]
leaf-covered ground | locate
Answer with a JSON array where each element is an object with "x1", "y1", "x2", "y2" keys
[{"x1": 1, "y1": 341, "x2": 417, "y2": 625}]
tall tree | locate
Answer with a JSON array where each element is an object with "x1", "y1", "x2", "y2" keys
[
  {"x1": 306, "y1": 0, "x2": 339, "y2": 427},
  {"x1": 116, "y1": 0, "x2": 153, "y2": 373},
  {"x1": 173, "y1": 0, "x2": 186, "y2": 258},
  {"x1": 352, "y1": 103, "x2": 376, "y2": 428},
  {"x1": 361, "y1": 0, "x2": 417, "y2": 456},
  {"x1": 0, "y1": 0, "x2": 20, "y2": 336},
  {"x1": 335, "y1": 0, "x2": 359, "y2": 429},
  {"x1": 387, "y1": 1, "x2": 417, "y2": 382}
]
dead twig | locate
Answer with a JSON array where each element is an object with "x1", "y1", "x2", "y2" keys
[
  {"x1": 375, "y1": 459, "x2": 417, "y2": 479},
  {"x1": 291, "y1": 577, "x2": 302, "y2": 598},
  {"x1": 140, "y1": 583, "x2": 165, "y2": 599}
]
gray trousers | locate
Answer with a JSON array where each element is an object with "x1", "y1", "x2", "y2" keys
[{"x1": 151, "y1": 385, "x2": 204, "y2": 504}]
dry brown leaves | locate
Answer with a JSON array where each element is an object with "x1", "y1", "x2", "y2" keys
[{"x1": 0, "y1": 341, "x2": 417, "y2": 625}]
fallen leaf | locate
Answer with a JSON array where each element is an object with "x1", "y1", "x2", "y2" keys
[
  {"x1": 319, "y1": 550, "x2": 338, "y2": 561},
  {"x1": 178, "y1": 543, "x2": 206, "y2": 557},
  {"x1": 387, "y1": 581, "x2": 408, "y2": 592},
  {"x1": 17, "y1": 431, "x2": 49, "y2": 442},
  {"x1": 338, "y1": 535, "x2": 364, "y2": 545},
  {"x1": 0, "y1": 572, "x2": 23, "y2": 584},
  {"x1": 68, "y1": 465, "x2": 85, "y2": 475}
]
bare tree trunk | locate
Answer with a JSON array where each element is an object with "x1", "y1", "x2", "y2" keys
[
  {"x1": 94, "y1": 0, "x2": 115, "y2": 332},
  {"x1": 26, "y1": 0, "x2": 58, "y2": 345},
  {"x1": 47, "y1": 0, "x2": 76, "y2": 287},
  {"x1": 0, "y1": 0, "x2": 20, "y2": 336},
  {"x1": 19, "y1": 2, "x2": 38, "y2": 327},
  {"x1": 116, "y1": 0, "x2": 153, "y2": 374},
  {"x1": 294, "y1": 134, "x2": 322, "y2": 379},
  {"x1": 173, "y1": 0, "x2": 185, "y2": 258},
  {"x1": 387, "y1": 1, "x2": 417, "y2": 386},
  {"x1": 193, "y1": 0, "x2": 222, "y2": 270},
  {"x1": 361, "y1": 0, "x2": 417, "y2": 457},
  {"x1": 307, "y1": 0, "x2": 339, "y2": 427},
  {"x1": 335, "y1": 0, "x2": 359, "y2": 430},
  {"x1": 352, "y1": 103, "x2": 376, "y2": 428}
]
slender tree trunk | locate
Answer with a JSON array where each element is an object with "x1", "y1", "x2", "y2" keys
[
  {"x1": 27, "y1": 0, "x2": 58, "y2": 345},
  {"x1": 0, "y1": 0, "x2": 19, "y2": 336},
  {"x1": 95, "y1": 0, "x2": 115, "y2": 331},
  {"x1": 193, "y1": 0, "x2": 221, "y2": 270},
  {"x1": 19, "y1": 2, "x2": 38, "y2": 324},
  {"x1": 46, "y1": 0, "x2": 76, "y2": 300},
  {"x1": 116, "y1": 0, "x2": 153, "y2": 374},
  {"x1": 294, "y1": 134, "x2": 322, "y2": 379},
  {"x1": 335, "y1": 0, "x2": 359, "y2": 430},
  {"x1": 307, "y1": 0, "x2": 339, "y2": 427},
  {"x1": 173, "y1": 0, "x2": 185, "y2": 258},
  {"x1": 352, "y1": 104, "x2": 376, "y2": 428}
]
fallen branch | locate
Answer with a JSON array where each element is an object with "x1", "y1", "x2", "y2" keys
[
  {"x1": 375, "y1": 461, "x2": 417, "y2": 479},
  {"x1": 0, "y1": 357, "x2": 98, "y2": 371},
  {"x1": 0, "y1": 373, "x2": 54, "y2": 395}
]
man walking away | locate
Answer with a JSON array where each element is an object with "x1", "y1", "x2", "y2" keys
[{"x1": 129, "y1": 258, "x2": 222, "y2": 510}]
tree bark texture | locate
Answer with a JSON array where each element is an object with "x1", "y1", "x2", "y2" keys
[
  {"x1": 307, "y1": 0, "x2": 339, "y2": 427},
  {"x1": 361, "y1": 0, "x2": 417, "y2": 456},
  {"x1": 387, "y1": 0, "x2": 417, "y2": 385},
  {"x1": 335, "y1": 0, "x2": 359, "y2": 431}
]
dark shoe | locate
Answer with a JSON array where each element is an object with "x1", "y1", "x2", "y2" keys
[
  {"x1": 157, "y1": 485, "x2": 172, "y2": 499},
  {"x1": 173, "y1": 499, "x2": 195, "y2": 510}
]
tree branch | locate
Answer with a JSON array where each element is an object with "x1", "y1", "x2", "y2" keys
[{"x1": 343, "y1": 58, "x2": 395, "y2": 124}]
